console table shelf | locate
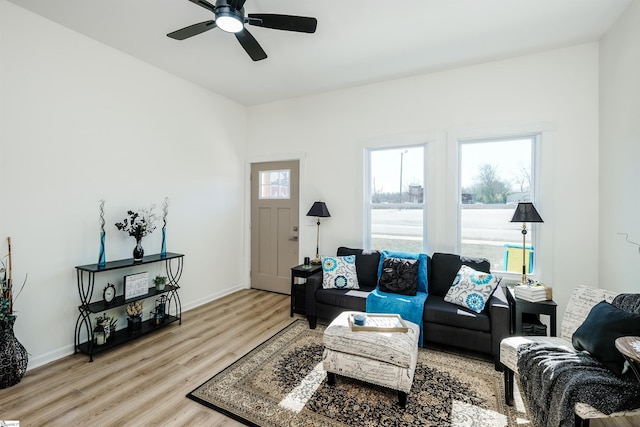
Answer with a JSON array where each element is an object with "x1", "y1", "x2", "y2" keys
[
  {"x1": 74, "y1": 252, "x2": 184, "y2": 362},
  {"x1": 76, "y1": 315, "x2": 180, "y2": 356}
]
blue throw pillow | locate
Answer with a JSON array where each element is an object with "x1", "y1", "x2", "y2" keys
[{"x1": 377, "y1": 250, "x2": 428, "y2": 294}]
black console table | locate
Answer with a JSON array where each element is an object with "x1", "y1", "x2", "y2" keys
[{"x1": 74, "y1": 252, "x2": 184, "y2": 361}]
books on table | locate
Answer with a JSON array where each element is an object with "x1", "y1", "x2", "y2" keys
[{"x1": 514, "y1": 284, "x2": 548, "y2": 302}]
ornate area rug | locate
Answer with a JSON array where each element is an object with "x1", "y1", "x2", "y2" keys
[{"x1": 188, "y1": 320, "x2": 524, "y2": 426}]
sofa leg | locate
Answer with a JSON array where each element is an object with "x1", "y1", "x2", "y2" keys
[
  {"x1": 504, "y1": 368, "x2": 514, "y2": 406},
  {"x1": 327, "y1": 372, "x2": 336, "y2": 385},
  {"x1": 494, "y1": 356, "x2": 504, "y2": 371},
  {"x1": 575, "y1": 413, "x2": 589, "y2": 427},
  {"x1": 398, "y1": 391, "x2": 407, "y2": 408},
  {"x1": 307, "y1": 316, "x2": 317, "y2": 329}
]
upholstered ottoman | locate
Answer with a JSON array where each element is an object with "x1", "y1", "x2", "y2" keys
[{"x1": 322, "y1": 311, "x2": 419, "y2": 407}]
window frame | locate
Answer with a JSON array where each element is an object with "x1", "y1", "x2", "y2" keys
[
  {"x1": 456, "y1": 133, "x2": 541, "y2": 277},
  {"x1": 258, "y1": 168, "x2": 291, "y2": 200},
  {"x1": 364, "y1": 143, "x2": 429, "y2": 253}
]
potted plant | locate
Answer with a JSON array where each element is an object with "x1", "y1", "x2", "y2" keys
[
  {"x1": 153, "y1": 275, "x2": 168, "y2": 291},
  {"x1": 126, "y1": 301, "x2": 144, "y2": 334}
]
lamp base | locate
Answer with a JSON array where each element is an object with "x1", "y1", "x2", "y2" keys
[{"x1": 310, "y1": 256, "x2": 322, "y2": 265}]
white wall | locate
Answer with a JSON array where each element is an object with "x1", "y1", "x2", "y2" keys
[
  {"x1": 4, "y1": 0, "x2": 636, "y2": 370},
  {"x1": 599, "y1": 1, "x2": 640, "y2": 290},
  {"x1": 0, "y1": 1, "x2": 248, "y2": 368},
  {"x1": 247, "y1": 44, "x2": 601, "y2": 324}
]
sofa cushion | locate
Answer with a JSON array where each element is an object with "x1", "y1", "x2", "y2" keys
[
  {"x1": 572, "y1": 301, "x2": 640, "y2": 375},
  {"x1": 378, "y1": 257, "x2": 419, "y2": 296},
  {"x1": 321, "y1": 255, "x2": 359, "y2": 289},
  {"x1": 337, "y1": 247, "x2": 381, "y2": 288},
  {"x1": 316, "y1": 288, "x2": 368, "y2": 311},
  {"x1": 423, "y1": 295, "x2": 491, "y2": 332},
  {"x1": 559, "y1": 285, "x2": 619, "y2": 341},
  {"x1": 430, "y1": 253, "x2": 491, "y2": 297},
  {"x1": 377, "y1": 250, "x2": 428, "y2": 294},
  {"x1": 443, "y1": 265, "x2": 500, "y2": 313}
]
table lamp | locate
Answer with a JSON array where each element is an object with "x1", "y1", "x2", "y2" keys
[
  {"x1": 510, "y1": 202, "x2": 543, "y2": 285},
  {"x1": 306, "y1": 201, "x2": 330, "y2": 265}
]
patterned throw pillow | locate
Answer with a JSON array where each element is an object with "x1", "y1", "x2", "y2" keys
[
  {"x1": 444, "y1": 265, "x2": 499, "y2": 313},
  {"x1": 321, "y1": 255, "x2": 359, "y2": 290}
]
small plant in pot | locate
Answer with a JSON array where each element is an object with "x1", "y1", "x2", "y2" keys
[{"x1": 153, "y1": 275, "x2": 168, "y2": 291}]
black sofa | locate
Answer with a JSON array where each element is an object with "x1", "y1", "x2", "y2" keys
[{"x1": 305, "y1": 247, "x2": 511, "y2": 367}]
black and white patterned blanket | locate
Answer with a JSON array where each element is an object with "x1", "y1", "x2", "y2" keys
[{"x1": 517, "y1": 342, "x2": 640, "y2": 427}]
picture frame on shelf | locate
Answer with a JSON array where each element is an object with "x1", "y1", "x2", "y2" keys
[{"x1": 124, "y1": 272, "x2": 149, "y2": 300}]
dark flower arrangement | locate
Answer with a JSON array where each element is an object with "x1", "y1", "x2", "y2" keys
[{"x1": 115, "y1": 207, "x2": 157, "y2": 241}]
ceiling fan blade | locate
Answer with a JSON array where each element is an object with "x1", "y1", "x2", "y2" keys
[
  {"x1": 230, "y1": 0, "x2": 246, "y2": 10},
  {"x1": 167, "y1": 21, "x2": 217, "y2": 40},
  {"x1": 248, "y1": 14, "x2": 317, "y2": 33},
  {"x1": 235, "y1": 29, "x2": 267, "y2": 61},
  {"x1": 188, "y1": 0, "x2": 216, "y2": 13}
]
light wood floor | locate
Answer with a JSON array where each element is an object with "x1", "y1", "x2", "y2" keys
[{"x1": 1, "y1": 289, "x2": 638, "y2": 427}]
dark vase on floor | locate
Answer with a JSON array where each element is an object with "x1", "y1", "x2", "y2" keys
[
  {"x1": 133, "y1": 239, "x2": 144, "y2": 262},
  {"x1": 0, "y1": 318, "x2": 28, "y2": 389}
]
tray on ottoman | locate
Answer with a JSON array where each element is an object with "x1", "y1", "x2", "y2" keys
[{"x1": 348, "y1": 313, "x2": 409, "y2": 332}]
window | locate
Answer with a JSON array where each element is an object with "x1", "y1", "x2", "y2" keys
[
  {"x1": 258, "y1": 169, "x2": 290, "y2": 199},
  {"x1": 365, "y1": 145, "x2": 426, "y2": 252},
  {"x1": 458, "y1": 136, "x2": 537, "y2": 272}
]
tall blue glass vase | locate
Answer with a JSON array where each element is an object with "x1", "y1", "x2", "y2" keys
[
  {"x1": 98, "y1": 231, "x2": 106, "y2": 268},
  {"x1": 160, "y1": 227, "x2": 167, "y2": 258}
]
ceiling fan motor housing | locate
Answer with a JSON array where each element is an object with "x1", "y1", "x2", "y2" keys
[{"x1": 214, "y1": 0, "x2": 246, "y2": 33}]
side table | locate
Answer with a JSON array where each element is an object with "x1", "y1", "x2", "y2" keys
[
  {"x1": 508, "y1": 288, "x2": 557, "y2": 336},
  {"x1": 290, "y1": 264, "x2": 322, "y2": 317},
  {"x1": 615, "y1": 336, "x2": 640, "y2": 382}
]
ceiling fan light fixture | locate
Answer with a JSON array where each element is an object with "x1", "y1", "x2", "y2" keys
[{"x1": 216, "y1": 10, "x2": 244, "y2": 33}]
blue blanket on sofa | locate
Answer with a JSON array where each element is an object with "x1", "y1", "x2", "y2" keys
[{"x1": 366, "y1": 288, "x2": 427, "y2": 346}]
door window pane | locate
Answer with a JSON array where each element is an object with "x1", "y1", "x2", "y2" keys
[
  {"x1": 459, "y1": 137, "x2": 536, "y2": 272},
  {"x1": 367, "y1": 146, "x2": 425, "y2": 252},
  {"x1": 259, "y1": 169, "x2": 290, "y2": 199}
]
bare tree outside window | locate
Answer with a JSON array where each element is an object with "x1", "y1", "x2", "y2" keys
[{"x1": 459, "y1": 137, "x2": 536, "y2": 271}]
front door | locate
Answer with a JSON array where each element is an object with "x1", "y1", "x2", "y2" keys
[{"x1": 250, "y1": 160, "x2": 300, "y2": 294}]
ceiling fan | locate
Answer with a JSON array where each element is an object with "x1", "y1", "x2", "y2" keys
[{"x1": 167, "y1": 0, "x2": 318, "y2": 61}]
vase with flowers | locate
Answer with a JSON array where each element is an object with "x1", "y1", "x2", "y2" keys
[
  {"x1": 115, "y1": 206, "x2": 157, "y2": 262},
  {"x1": 1, "y1": 237, "x2": 28, "y2": 389},
  {"x1": 126, "y1": 301, "x2": 144, "y2": 334}
]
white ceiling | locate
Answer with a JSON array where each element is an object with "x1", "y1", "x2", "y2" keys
[{"x1": 7, "y1": 0, "x2": 631, "y2": 106}]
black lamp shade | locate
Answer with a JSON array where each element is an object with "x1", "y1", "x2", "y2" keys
[
  {"x1": 306, "y1": 201, "x2": 331, "y2": 218},
  {"x1": 510, "y1": 202, "x2": 543, "y2": 223}
]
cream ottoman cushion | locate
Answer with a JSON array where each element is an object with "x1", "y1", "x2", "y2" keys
[{"x1": 323, "y1": 311, "x2": 419, "y2": 394}]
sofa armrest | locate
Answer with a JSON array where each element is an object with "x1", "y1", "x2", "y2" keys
[
  {"x1": 304, "y1": 270, "x2": 323, "y2": 327},
  {"x1": 489, "y1": 285, "x2": 512, "y2": 357}
]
